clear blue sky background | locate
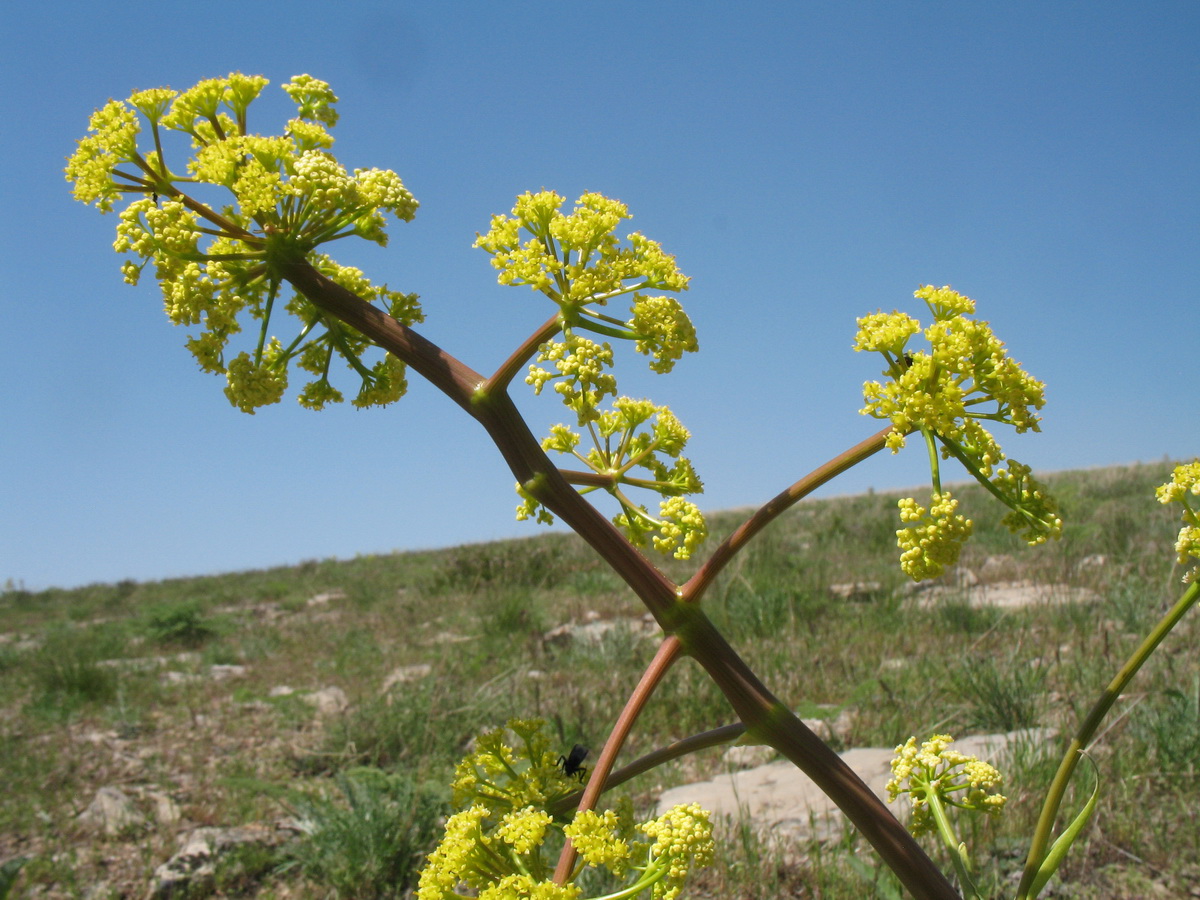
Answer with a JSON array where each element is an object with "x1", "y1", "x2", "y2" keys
[{"x1": 3, "y1": 2, "x2": 1196, "y2": 590}]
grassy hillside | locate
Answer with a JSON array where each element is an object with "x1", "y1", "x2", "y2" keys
[{"x1": 2, "y1": 459, "x2": 1197, "y2": 898}]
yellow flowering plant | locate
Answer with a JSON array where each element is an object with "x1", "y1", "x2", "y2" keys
[
  {"x1": 854, "y1": 286, "x2": 1062, "y2": 580},
  {"x1": 67, "y1": 74, "x2": 1199, "y2": 900},
  {"x1": 418, "y1": 719, "x2": 714, "y2": 900},
  {"x1": 887, "y1": 735, "x2": 1007, "y2": 899}
]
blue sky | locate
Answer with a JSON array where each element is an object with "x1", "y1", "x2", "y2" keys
[{"x1": 3, "y1": 2, "x2": 1196, "y2": 590}]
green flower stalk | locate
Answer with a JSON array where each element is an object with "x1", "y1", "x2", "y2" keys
[
  {"x1": 420, "y1": 720, "x2": 714, "y2": 900},
  {"x1": 66, "y1": 73, "x2": 422, "y2": 413},
  {"x1": 1014, "y1": 463, "x2": 1200, "y2": 899},
  {"x1": 855, "y1": 285, "x2": 1062, "y2": 579}
]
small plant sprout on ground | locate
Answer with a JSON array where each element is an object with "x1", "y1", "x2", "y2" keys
[{"x1": 61, "y1": 72, "x2": 1199, "y2": 900}]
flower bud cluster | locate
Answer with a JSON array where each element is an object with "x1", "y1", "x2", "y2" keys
[
  {"x1": 66, "y1": 73, "x2": 421, "y2": 415},
  {"x1": 887, "y1": 734, "x2": 1006, "y2": 838},
  {"x1": 419, "y1": 719, "x2": 714, "y2": 900},
  {"x1": 1157, "y1": 460, "x2": 1200, "y2": 583},
  {"x1": 895, "y1": 492, "x2": 973, "y2": 582}
]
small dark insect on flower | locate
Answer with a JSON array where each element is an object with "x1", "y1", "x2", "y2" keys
[
  {"x1": 557, "y1": 744, "x2": 589, "y2": 783},
  {"x1": 151, "y1": 191, "x2": 159, "y2": 206}
]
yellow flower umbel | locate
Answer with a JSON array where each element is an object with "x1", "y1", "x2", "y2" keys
[
  {"x1": 476, "y1": 191, "x2": 694, "y2": 401},
  {"x1": 421, "y1": 719, "x2": 714, "y2": 900},
  {"x1": 855, "y1": 286, "x2": 1062, "y2": 579},
  {"x1": 482, "y1": 192, "x2": 706, "y2": 558},
  {"x1": 888, "y1": 734, "x2": 1006, "y2": 837},
  {"x1": 67, "y1": 74, "x2": 421, "y2": 413},
  {"x1": 1157, "y1": 460, "x2": 1200, "y2": 583},
  {"x1": 888, "y1": 734, "x2": 1005, "y2": 898}
]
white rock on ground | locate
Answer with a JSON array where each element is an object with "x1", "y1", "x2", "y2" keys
[
  {"x1": 656, "y1": 729, "x2": 1054, "y2": 847},
  {"x1": 302, "y1": 686, "x2": 349, "y2": 716},
  {"x1": 381, "y1": 663, "x2": 433, "y2": 693},
  {"x1": 78, "y1": 786, "x2": 146, "y2": 837},
  {"x1": 914, "y1": 580, "x2": 1100, "y2": 608}
]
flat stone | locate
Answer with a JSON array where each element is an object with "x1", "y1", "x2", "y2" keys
[
  {"x1": 656, "y1": 729, "x2": 1053, "y2": 847},
  {"x1": 828, "y1": 582, "x2": 883, "y2": 601},
  {"x1": 381, "y1": 664, "x2": 433, "y2": 692},
  {"x1": 79, "y1": 786, "x2": 146, "y2": 837},
  {"x1": 208, "y1": 664, "x2": 247, "y2": 681},
  {"x1": 916, "y1": 580, "x2": 1100, "y2": 609},
  {"x1": 147, "y1": 790, "x2": 182, "y2": 825},
  {"x1": 307, "y1": 590, "x2": 347, "y2": 607},
  {"x1": 303, "y1": 686, "x2": 349, "y2": 716},
  {"x1": 542, "y1": 617, "x2": 658, "y2": 648}
]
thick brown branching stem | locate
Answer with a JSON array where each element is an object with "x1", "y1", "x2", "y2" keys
[
  {"x1": 554, "y1": 636, "x2": 684, "y2": 884},
  {"x1": 279, "y1": 258, "x2": 961, "y2": 900}
]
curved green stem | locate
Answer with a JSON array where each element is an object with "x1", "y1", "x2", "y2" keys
[
  {"x1": 682, "y1": 424, "x2": 899, "y2": 605},
  {"x1": 574, "y1": 317, "x2": 639, "y2": 341},
  {"x1": 925, "y1": 790, "x2": 979, "y2": 899},
  {"x1": 922, "y1": 428, "x2": 942, "y2": 495},
  {"x1": 1016, "y1": 579, "x2": 1200, "y2": 899}
]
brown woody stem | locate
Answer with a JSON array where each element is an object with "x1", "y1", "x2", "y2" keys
[{"x1": 278, "y1": 258, "x2": 960, "y2": 900}]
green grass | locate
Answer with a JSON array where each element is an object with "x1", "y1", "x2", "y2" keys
[
  {"x1": 282, "y1": 767, "x2": 447, "y2": 899},
  {"x1": 1, "y1": 459, "x2": 1196, "y2": 897}
]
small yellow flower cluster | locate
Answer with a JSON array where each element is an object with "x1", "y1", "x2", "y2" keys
[
  {"x1": 652, "y1": 497, "x2": 708, "y2": 561},
  {"x1": 629, "y1": 296, "x2": 698, "y2": 375},
  {"x1": 224, "y1": 342, "x2": 288, "y2": 414},
  {"x1": 526, "y1": 335, "x2": 617, "y2": 423},
  {"x1": 857, "y1": 286, "x2": 1045, "y2": 461},
  {"x1": 65, "y1": 100, "x2": 141, "y2": 211},
  {"x1": 478, "y1": 190, "x2": 705, "y2": 557},
  {"x1": 280, "y1": 73, "x2": 340, "y2": 127},
  {"x1": 563, "y1": 809, "x2": 631, "y2": 871},
  {"x1": 420, "y1": 719, "x2": 714, "y2": 900},
  {"x1": 895, "y1": 492, "x2": 973, "y2": 581},
  {"x1": 855, "y1": 286, "x2": 1062, "y2": 577},
  {"x1": 1157, "y1": 460, "x2": 1200, "y2": 583},
  {"x1": 476, "y1": 190, "x2": 695, "y2": 395},
  {"x1": 887, "y1": 734, "x2": 1006, "y2": 838},
  {"x1": 637, "y1": 803, "x2": 716, "y2": 900},
  {"x1": 66, "y1": 73, "x2": 422, "y2": 415},
  {"x1": 521, "y1": 398, "x2": 707, "y2": 559}
]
